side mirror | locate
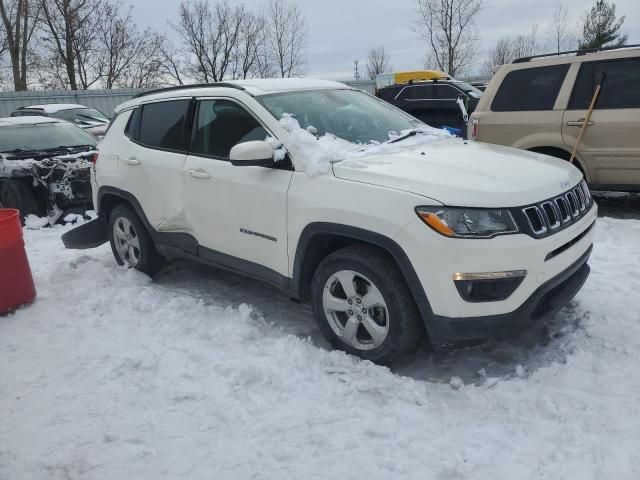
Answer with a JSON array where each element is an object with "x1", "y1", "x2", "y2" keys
[{"x1": 229, "y1": 140, "x2": 275, "y2": 167}]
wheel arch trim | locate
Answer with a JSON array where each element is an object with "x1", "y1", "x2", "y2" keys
[{"x1": 291, "y1": 222, "x2": 435, "y2": 331}]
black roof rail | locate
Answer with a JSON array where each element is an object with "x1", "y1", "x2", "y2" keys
[
  {"x1": 132, "y1": 82, "x2": 245, "y2": 99},
  {"x1": 513, "y1": 43, "x2": 640, "y2": 63}
]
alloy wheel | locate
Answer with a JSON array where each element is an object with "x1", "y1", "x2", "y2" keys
[
  {"x1": 112, "y1": 216, "x2": 141, "y2": 267},
  {"x1": 322, "y1": 270, "x2": 389, "y2": 351}
]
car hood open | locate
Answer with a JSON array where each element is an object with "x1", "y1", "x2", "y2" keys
[{"x1": 332, "y1": 138, "x2": 583, "y2": 207}]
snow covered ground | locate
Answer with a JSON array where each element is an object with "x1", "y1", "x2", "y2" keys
[{"x1": 1, "y1": 212, "x2": 640, "y2": 479}]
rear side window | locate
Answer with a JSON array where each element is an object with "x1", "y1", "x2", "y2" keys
[
  {"x1": 491, "y1": 64, "x2": 569, "y2": 111},
  {"x1": 124, "y1": 108, "x2": 140, "y2": 139},
  {"x1": 569, "y1": 58, "x2": 640, "y2": 110},
  {"x1": 137, "y1": 99, "x2": 190, "y2": 151},
  {"x1": 407, "y1": 85, "x2": 436, "y2": 100},
  {"x1": 191, "y1": 99, "x2": 267, "y2": 159},
  {"x1": 435, "y1": 85, "x2": 461, "y2": 100}
]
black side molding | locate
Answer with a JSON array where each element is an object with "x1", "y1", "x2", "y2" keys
[{"x1": 61, "y1": 216, "x2": 108, "y2": 249}]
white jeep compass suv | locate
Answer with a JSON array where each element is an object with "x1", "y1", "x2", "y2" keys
[{"x1": 63, "y1": 79, "x2": 597, "y2": 364}]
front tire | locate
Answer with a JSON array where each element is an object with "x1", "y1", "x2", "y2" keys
[
  {"x1": 311, "y1": 245, "x2": 423, "y2": 364},
  {"x1": 108, "y1": 204, "x2": 163, "y2": 275}
]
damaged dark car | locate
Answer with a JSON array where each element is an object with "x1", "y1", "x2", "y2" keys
[{"x1": 0, "y1": 117, "x2": 97, "y2": 223}]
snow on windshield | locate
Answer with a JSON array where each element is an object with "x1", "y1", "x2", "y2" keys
[{"x1": 277, "y1": 114, "x2": 451, "y2": 176}]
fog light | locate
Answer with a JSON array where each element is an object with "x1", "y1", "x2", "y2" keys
[{"x1": 453, "y1": 270, "x2": 526, "y2": 302}]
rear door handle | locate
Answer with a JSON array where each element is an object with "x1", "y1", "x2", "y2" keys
[
  {"x1": 566, "y1": 118, "x2": 595, "y2": 127},
  {"x1": 124, "y1": 156, "x2": 140, "y2": 165},
  {"x1": 188, "y1": 169, "x2": 211, "y2": 180}
]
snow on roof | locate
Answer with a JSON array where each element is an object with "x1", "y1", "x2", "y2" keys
[
  {"x1": 0, "y1": 116, "x2": 64, "y2": 126},
  {"x1": 226, "y1": 78, "x2": 352, "y2": 95},
  {"x1": 21, "y1": 103, "x2": 87, "y2": 113}
]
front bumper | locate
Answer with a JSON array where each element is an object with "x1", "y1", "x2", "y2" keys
[
  {"x1": 421, "y1": 244, "x2": 591, "y2": 343},
  {"x1": 395, "y1": 200, "x2": 597, "y2": 342}
]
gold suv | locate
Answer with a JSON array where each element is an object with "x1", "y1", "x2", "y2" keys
[{"x1": 469, "y1": 46, "x2": 640, "y2": 191}]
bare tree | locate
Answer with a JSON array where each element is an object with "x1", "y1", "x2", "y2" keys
[
  {"x1": 156, "y1": 36, "x2": 185, "y2": 85},
  {"x1": 264, "y1": 0, "x2": 307, "y2": 78},
  {"x1": 547, "y1": 3, "x2": 575, "y2": 53},
  {"x1": 415, "y1": 0, "x2": 484, "y2": 76},
  {"x1": 230, "y1": 7, "x2": 263, "y2": 79},
  {"x1": 511, "y1": 24, "x2": 541, "y2": 58},
  {"x1": 483, "y1": 25, "x2": 541, "y2": 77},
  {"x1": 117, "y1": 33, "x2": 166, "y2": 88},
  {"x1": 0, "y1": 0, "x2": 38, "y2": 90},
  {"x1": 174, "y1": 0, "x2": 244, "y2": 82},
  {"x1": 92, "y1": 2, "x2": 167, "y2": 89},
  {"x1": 482, "y1": 37, "x2": 513, "y2": 77},
  {"x1": 252, "y1": 27, "x2": 275, "y2": 78},
  {"x1": 366, "y1": 46, "x2": 392, "y2": 80},
  {"x1": 39, "y1": 0, "x2": 102, "y2": 90}
]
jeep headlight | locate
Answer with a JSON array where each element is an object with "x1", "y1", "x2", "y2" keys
[{"x1": 416, "y1": 206, "x2": 519, "y2": 238}]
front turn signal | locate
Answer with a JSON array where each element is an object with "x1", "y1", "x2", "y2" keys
[{"x1": 417, "y1": 211, "x2": 456, "y2": 237}]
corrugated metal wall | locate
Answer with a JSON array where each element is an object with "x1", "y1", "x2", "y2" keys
[
  {"x1": 0, "y1": 81, "x2": 377, "y2": 118},
  {"x1": 0, "y1": 88, "x2": 148, "y2": 117}
]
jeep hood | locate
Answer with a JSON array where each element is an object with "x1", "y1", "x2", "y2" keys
[{"x1": 332, "y1": 138, "x2": 582, "y2": 207}]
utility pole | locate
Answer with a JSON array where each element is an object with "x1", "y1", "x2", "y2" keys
[{"x1": 353, "y1": 60, "x2": 360, "y2": 81}]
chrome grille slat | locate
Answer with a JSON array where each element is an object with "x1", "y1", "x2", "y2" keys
[
  {"x1": 575, "y1": 187, "x2": 586, "y2": 211},
  {"x1": 541, "y1": 201, "x2": 560, "y2": 229},
  {"x1": 521, "y1": 180, "x2": 592, "y2": 237},
  {"x1": 523, "y1": 206, "x2": 547, "y2": 234},
  {"x1": 566, "y1": 191, "x2": 579, "y2": 217},
  {"x1": 555, "y1": 197, "x2": 571, "y2": 222}
]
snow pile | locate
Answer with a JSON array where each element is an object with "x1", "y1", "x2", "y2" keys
[
  {"x1": 24, "y1": 214, "x2": 50, "y2": 230},
  {"x1": 1, "y1": 217, "x2": 640, "y2": 478},
  {"x1": 278, "y1": 114, "x2": 450, "y2": 176}
]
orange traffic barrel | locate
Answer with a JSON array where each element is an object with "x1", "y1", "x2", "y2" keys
[{"x1": 0, "y1": 209, "x2": 36, "y2": 314}]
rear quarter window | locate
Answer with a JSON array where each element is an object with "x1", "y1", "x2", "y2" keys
[{"x1": 491, "y1": 64, "x2": 570, "y2": 112}]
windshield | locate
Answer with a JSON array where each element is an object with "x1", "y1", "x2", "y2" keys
[
  {"x1": 52, "y1": 107, "x2": 109, "y2": 124},
  {"x1": 0, "y1": 123, "x2": 97, "y2": 153},
  {"x1": 257, "y1": 89, "x2": 422, "y2": 143}
]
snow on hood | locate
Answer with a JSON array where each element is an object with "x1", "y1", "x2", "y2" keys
[
  {"x1": 278, "y1": 114, "x2": 451, "y2": 176},
  {"x1": 332, "y1": 139, "x2": 584, "y2": 207}
]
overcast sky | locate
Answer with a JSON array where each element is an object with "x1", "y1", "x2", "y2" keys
[{"x1": 129, "y1": 0, "x2": 639, "y2": 79}]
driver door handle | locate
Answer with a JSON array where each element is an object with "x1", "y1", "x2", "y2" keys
[
  {"x1": 188, "y1": 169, "x2": 211, "y2": 180},
  {"x1": 566, "y1": 118, "x2": 595, "y2": 127},
  {"x1": 124, "y1": 156, "x2": 140, "y2": 165}
]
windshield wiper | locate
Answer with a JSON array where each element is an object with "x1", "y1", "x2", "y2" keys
[
  {"x1": 386, "y1": 128, "x2": 425, "y2": 144},
  {"x1": 42, "y1": 144, "x2": 95, "y2": 151}
]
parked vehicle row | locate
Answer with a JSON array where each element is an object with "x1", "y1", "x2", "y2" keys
[{"x1": 62, "y1": 79, "x2": 595, "y2": 364}]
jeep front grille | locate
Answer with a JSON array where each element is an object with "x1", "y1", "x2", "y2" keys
[{"x1": 516, "y1": 180, "x2": 593, "y2": 238}]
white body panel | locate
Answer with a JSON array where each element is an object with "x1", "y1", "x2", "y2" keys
[{"x1": 183, "y1": 155, "x2": 292, "y2": 275}]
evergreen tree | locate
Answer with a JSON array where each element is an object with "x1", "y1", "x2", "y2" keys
[{"x1": 579, "y1": 0, "x2": 628, "y2": 49}]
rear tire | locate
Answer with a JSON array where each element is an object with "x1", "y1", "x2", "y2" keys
[
  {"x1": 310, "y1": 245, "x2": 423, "y2": 364},
  {"x1": 108, "y1": 204, "x2": 163, "y2": 275},
  {"x1": 0, "y1": 179, "x2": 42, "y2": 222}
]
